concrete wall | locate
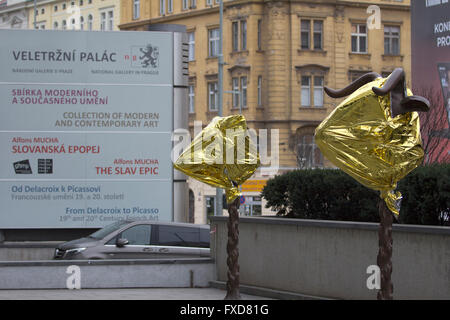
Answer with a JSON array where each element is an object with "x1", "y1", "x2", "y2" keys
[
  {"x1": 210, "y1": 216, "x2": 450, "y2": 300},
  {"x1": 0, "y1": 242, "x2": 61, "y2": 261},
  {"x1": 0, "y1": 258, "x2": 214, "y2": 289}
]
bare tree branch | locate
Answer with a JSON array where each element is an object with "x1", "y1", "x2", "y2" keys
[{"x1": 414, "y1": 87, "x2": 450, "y2": 164}]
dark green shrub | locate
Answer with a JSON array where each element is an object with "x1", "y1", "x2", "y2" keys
[
  {"x1": 261, "y1": 164, "x2": 450, "y2": 225},
  {"x1": 398, "y1": 164, "x2": 450, "y2": 225}
]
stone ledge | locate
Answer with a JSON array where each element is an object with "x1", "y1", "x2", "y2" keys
[
  {"x1": 210, "y1": 216, "x2": 450, "y2": 235},
  {"x1": 209, "y1": 280, "x2": 333, "y2": 300}
]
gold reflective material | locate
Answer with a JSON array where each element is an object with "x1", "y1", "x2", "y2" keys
[
  {"x1": 315, "y1": 77, "x2": 424, "y2": 216},
  {"x1": 174, "y1": 115, "x2": 260, "y2": 203}
]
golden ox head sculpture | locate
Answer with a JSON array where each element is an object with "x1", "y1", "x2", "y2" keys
[{"x1": 315, "y1": 68, "x2": 430, "y2": 216}]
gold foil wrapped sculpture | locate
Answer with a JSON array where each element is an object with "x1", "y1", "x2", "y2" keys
[
  {"x1": 315, "y1": 69, "x2": 430, "y2": 216},
  {"x1": 174, "y1": 115, "x2": 260, "y2": 203}
]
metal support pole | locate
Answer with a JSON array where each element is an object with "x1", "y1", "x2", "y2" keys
[
  {"x1": 218, "y1": 0, "x2": 224, "y2": 117},
  {"x1": 377, "y1": 199, "x2": 394, "y2": 300},
  {"x1": 215, "y1": 0, "x2": 224, "y2": 216},
  {"x1": 34, "y1": 0, "x2": 37, "y2": 29},
  {"x1": 224, "y1": 196, "x2": 241, "y2": 300}
]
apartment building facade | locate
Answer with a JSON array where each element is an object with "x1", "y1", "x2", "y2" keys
[
  {"x1": 1, "y1": 0, "x2": 123, "y2": 31},
  {"x1": 0, "y1": 0, "x2": 29, "y2": 29},
  {"x1": 117, "y1": 0, "x2": 412, "y2": 223}
]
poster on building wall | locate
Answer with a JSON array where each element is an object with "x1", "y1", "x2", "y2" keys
[
  {"x1": 411, "y1": 0, "x2": 450, "y2": 163},
  {"x1": 0, "y1": 29, "x2": 174, "y2": 228}
]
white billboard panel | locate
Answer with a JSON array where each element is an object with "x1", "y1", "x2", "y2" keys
[{"x1": 0, "y1": 30, "x2": 175, "y2": 228}]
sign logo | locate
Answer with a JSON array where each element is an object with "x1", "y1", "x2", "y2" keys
[
  {"x1": 130, "y1": 44, "x2": 159, "y2": 69},
  {"x1": 13, "y1": 160, "x2": 32, "y2": 174},
  {"x1": 38, "y1": 159, "x2": 53, "y2": 174}
]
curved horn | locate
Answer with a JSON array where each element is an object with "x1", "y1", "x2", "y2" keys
[
  {"x1": 372, "y1": 68, "x2": 405, "y2": 96},
  {"x1": 324, "y1": 72, "x2": 381, "y2": 98},
  {"x1": 400, "y1": 96, "x2": 430, "y2": 113}
]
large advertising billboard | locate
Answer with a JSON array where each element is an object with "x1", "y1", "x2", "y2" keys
[
  {"x1": 411, "y1": 0, "x2": 450, "y2": 163},
  {"x1": 0, "y1": 30, "x2": 175, "y2": 228}
]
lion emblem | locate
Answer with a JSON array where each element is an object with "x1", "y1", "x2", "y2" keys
[{"x1": 139, "y1": 44, "x2": 159, "y2": 68}]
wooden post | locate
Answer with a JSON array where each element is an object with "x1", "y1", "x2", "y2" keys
[
  {"x1": 224, "y1": 196, "x2": 241, "y2": 300},
  {"x1": 377, "y1": 199, "x2": 394, "y2": 300}
]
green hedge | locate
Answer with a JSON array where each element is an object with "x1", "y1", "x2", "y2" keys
[{"x1": 261, "y1": 164, "x2": 450, "y2": 226}]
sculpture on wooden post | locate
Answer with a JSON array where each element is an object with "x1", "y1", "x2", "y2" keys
[
  {"x1": 315, "y1": 68, "x2": 430, "y2": 299},
  {"x1": 174, "y1": 115, "x2": 260, "y2": 300}
]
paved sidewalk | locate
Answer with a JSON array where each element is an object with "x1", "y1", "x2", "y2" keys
[{"x1": 0, "y1": 287, "x2": 273, "y2": 300}]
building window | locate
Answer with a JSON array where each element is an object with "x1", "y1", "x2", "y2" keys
[
  {"x1": 99, "y1": 10, "x2": 113, "y2": 31},
  {"x1": 257, "y1": 76, "x2": 262, "y2": 106},
  {"x1": 190, "y1": 0, "x2": 196, "y2": 9},
  {"x1": 240, "y1": 20, "x2": 247, "y2": 51},
  {"x1": 301, "y1": 75, "x2": 324, "y2": 107},
  {"x1": 301, "y1": 76, "x2": 310, "y2": 107},
  {"x1": 88, "y1": 0, "x2": 92, "y2": 4},
  {"x1": 301, "y1": 19, "x2": 323, "y2": 50},
  {"x1": 301, "y1": 20, "x2": 310, "y2": 49},
  {"x1": 71, "y1": 18, "x2": 76, "y2": 30},
  {"x1": 206, "y1": 0, "x2": 212, "y2": 5},
  {"x1": 257, "y1": 19, "x2": 262, "y2": 50},
  {"x1": 87, "y1": 14, "x2": 93, "y2": 31},
  {"x1": 160, "y1": 0, "x2": 165, "y2": 15},
  {"x1": 100, "y1": 12, "x2": 106, "y2": 31},
  {"x1": 351, "y1": 24, "x2": 367, "y2": 53},
  {"x1": 62, "y1": 3, "x2": 66, "y2": 10},
  {"x1": 155, "y1": 0, "x2": 172, "y2": 14},
  {"x1": 80, "y1": 0, "x2": 84, "y2": 6},
  {"x1": 108, "y1": 10, "x2": 114, "y2": 31},
  {"x1": 133, "y1": 0, "x2": 140, "y2": 19},
  {"x1": 188, "y1": 32, "x2": 195, "y2": 61},
  {"x1": 41, "y1": 8, "x2": 45, "y2": 14},
  {"x1": 296, "y1": 134, "x2": 323, "y2": 169},
  {"x1": 232, "y1": 77, "x2": 239, "y2": 108},
  {"x1": 232, "y1": 21, "x2": 247, "y2": 51},
  {"x1": 313, "y1": 21, "x2": 323, "y2": 50},
  {"x1": 54, "y1": 5, "x2": 58, "y2": 12},
  {"x1": 231, "y1": 76, "x2": 247, "y2": 109},
  {"x1": 208, "y1": 82, "x2": 218, "y2": 111},
  {"x1": 182, "y1": 0, "x2": 189, "y2": 10},
  {"x1": 232, "y1": 22, "x2": 238, "y2": 52},
  {"x1": 208, "y1": 28, "x2": 219, "y2": 57},
  {"x1": 62, "y1": 20, "x2": 67, "y2": 30},
  {"x1": 313, "y1": 76, "x2": 324, "y2": 107},
  {"x1": 80, "y1": 16, "x2": 84, "y2": 30},
  {"x1": 189, "y1": 85, "x2": 195, "y2": 113},
  {"x1": 384, "y1": 25, "x2": 400, "y2": 55},
  {"x1": 53, "y1": 21, "x2": 58, "y2": 29},
  {"x1": 240, "y1": 77, "x2": 247, "y2": 108}
]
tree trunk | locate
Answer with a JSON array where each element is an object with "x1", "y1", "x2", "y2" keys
[
  {"x1": 224, "y1": 197, "x2": 241, "y2": 300},
  {"x1": 377, "y1": 199, "x2": 394, "y2": 300}
]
